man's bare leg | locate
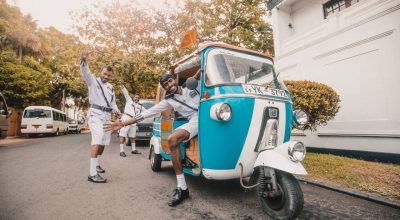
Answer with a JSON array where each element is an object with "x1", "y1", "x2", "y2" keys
[
  {"x1": 168, "y1": 129, "x2": 189, "y2": 174},
  {"x1": 167, "y1": 129, "x2": 190, "y2": 206}
]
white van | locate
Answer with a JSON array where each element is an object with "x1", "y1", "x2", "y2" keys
[{"x1": 21, "y1": 106, "x2": 69, "y2": 137}]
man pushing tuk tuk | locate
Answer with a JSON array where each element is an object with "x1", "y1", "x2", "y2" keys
[{"x1": 105, "y1": 73, "x2": 200, "y2": 206}]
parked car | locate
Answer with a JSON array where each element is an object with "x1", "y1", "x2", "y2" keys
[
  {"x1": 0, "y1": 92, "x2": 11, "y2": 139},
  {"x1": 68, "y1": 118, "x2": 82, "y2": 134},
  {"x1": 21, "y1": 106, "x2": 68, "y2": 137},
  {"x1": 126, "y1": 99, "x2": 155, "y2": 145},
  {"x1": 136, "y1": 99, "x2": 155, "y2": 141}
]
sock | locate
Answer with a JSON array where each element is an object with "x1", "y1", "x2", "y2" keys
[
  {"x1": 176, "y1": 174, "x2": 187, "y2": 190},
  {"x1": 96, "y1": 156, "x2": 100, "y2": 167},
  {"x1": 90, "y1": 158, "x2": 97, "y2": 176},
  {"x1": 131, "y1": 143, "x2": 136, "y2": 151},
  {"x1": 120, "y1": 144, "x2": 125, "y2": 153}
]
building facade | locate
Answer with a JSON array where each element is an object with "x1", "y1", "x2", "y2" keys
[{"x1": 267, "y1": 0, "x2": 400, "y2": 156}]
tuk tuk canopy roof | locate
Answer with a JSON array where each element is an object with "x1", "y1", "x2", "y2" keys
[{"x1": 170, "y1": 42, "x2": 273, "y2": 78}]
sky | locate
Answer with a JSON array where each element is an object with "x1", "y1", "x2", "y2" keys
[{"x1": 6, "y1": 0, "x2": 172, "y2": 34}]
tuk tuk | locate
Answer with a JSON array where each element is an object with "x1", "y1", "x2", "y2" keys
[{"x1": 149, "y1": 42, "x2": 308, "y2": 219}]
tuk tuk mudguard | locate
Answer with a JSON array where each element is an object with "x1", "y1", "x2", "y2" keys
[
  {"x1": 150, "y1": 136, "x2": 161, "y2": 154},
  {"x1": 254, "y1": 142, "x2": 308, "y2": 175}
]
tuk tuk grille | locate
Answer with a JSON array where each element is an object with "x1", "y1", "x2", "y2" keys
[{"x1": 254, "y1": 107, "x2": 279, "y2": 152}]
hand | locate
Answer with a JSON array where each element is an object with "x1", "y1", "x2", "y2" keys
[
  {"x1": 80, "y1": 49, "x2": 90, "y2": 62},
  {"x1": 115, "y1": 112, "x2": 122, "y2": 118},
  {"x1": 104, "y1": 120, "x2": 124, "y2": 133}
]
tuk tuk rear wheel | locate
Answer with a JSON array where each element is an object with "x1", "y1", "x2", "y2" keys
[
  {"x1": 257, "y1": 170, "x2": 304, "y2": 220},
  {"x1": 150, "y1": 145, "x2": 162, "y2": 172}
]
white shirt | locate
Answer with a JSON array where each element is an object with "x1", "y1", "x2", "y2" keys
[
  {"x1": 135, "y1": 83, "x2": 200, "y2": 122},
  {"x1": 80, "y1": 61, "x2": 120, "y2": 115},
  {"x1": 120, "y1": 85, "x2": 144, "y2": 120}
]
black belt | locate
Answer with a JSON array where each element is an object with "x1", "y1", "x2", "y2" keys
[{"x1": 90, "y1": 104, "x2": 113, "y2": 113}]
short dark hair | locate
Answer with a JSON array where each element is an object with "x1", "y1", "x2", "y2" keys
[
  {"x1": 102, "y1": 66, "x2": 113, "y2": 72},
  {"x1": 159, "y1": 73, "x2": 175, "y2": 88}
]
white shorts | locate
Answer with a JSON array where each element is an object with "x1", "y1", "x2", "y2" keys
[
  {"x1": 88, "y1": 115, "x2": 111, "y2": 146},
  {"x1": 176, "y1": 116, "x2": 198, "y2": 140},
  {"x1": 119, "y1": 125, "x2": 137, "y2": 138}
]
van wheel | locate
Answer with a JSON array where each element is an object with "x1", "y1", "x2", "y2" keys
[
  {"x1": 28, "y1": 134, "x2": 38, "y2": 138},
  {"x1": 150, "y1": 145, "x2": 162, "y2": 172}
]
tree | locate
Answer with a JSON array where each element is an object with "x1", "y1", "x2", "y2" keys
[
  {"x1": 72, "y1": 0, "x2": 274, "y2": 106},
  {"x1": 183, "y1": 0, "x2": 274, "y2": 54},
  {"x1": 0, "y1": 53, "x2": 54, "y2": 109},
  {"x1": 0, "y1": 0, "x2": 48, "y2": 61},
  {"x1": 37, "y1": 27, "x2": 86, "y2": 109}
]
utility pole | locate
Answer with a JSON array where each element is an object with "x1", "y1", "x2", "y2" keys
[{"x1": 62, "y1": 89, "x2": 65, "y2": 112}]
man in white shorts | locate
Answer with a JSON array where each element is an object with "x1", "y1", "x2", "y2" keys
[
  {"x1": 80, "y1": 50, "x2": 121, "y2": 183},
  {"x1": 105, "y1": 73, "x2": 199, "y2": 206},
  {"x1": 118, "y1": 83, "x2": 142, "y2": 157}
]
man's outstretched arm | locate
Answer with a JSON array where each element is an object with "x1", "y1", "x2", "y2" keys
[
  {"x1": 104, "y1": 100, "x2": 172, "y2": 132},
  {"x1": 119, "y1": 84, "x2": 132, "y2": 103},
  {"x1": 80, "y1": 50, "x2": 94, "y2": 86}
]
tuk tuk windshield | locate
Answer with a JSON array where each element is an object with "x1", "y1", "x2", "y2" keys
[{"x1": 205, "y1": 48, "x2": 282, "y2": 88}]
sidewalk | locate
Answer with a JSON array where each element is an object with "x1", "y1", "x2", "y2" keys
[{"x1": 1, "y1": 136, "x2": 40, "y2": 147}]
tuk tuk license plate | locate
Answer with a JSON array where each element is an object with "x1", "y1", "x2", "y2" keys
[{"x1": 243, "y1": 85, "x2": 288, "y2": 99}]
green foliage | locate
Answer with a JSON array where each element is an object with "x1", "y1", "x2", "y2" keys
[
  {"x1": 284, "y1": 80, "x2": 341, "y2": 131},
  {"x1": 0, "y1": 53, "x2": 54, "y2": 109},
  {"x1": 71, "y1": 0, "x2": 274, "y2": 107},
  {"x1": 1, "y1": 0, "x2": 86, "y2": 110}
]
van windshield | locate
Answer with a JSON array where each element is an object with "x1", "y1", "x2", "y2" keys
[
  {"x1": 23, "y1": 109, "x2": 51, "y2": 118},
  {"x1": 205, "y1": 48, "x2": 282, "y2": 88}
]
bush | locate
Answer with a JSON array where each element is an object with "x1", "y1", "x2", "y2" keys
[{"x1": 284, "y1": 80, "x2": 340, "y2": 131}]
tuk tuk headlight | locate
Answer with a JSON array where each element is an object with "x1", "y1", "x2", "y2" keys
[
  {"x1": 294, "y1": 110, "x2": 308, "y2": 125},
  {"x1": 288, "y1": 141, "x2": 306, "y2": 162},
  {"x1": 210, "y1": 103, "x2": 232, "y2": 121}
]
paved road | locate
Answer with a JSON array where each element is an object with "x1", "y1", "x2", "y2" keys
[{"x1": 0, "y1": 134, "x2": 399, "y2": 220}]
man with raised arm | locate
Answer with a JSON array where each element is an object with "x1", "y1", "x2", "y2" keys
[
  {"x1": 105, "y1": 73, "x2": 200, "y2": 206},
  {"x1": 118, "y1": 82, "x2": 142, "y2": 157},
  {"x1": 80, "y1": 50, "x2": 121, "y2": 183}
]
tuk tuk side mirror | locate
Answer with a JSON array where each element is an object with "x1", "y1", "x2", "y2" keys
[{"x1": 185, "y1": 77, "x2": 198, "y2": 90}]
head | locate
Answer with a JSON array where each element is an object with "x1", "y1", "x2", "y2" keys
[
  {"x1": 100, "y1": 66, "x2": 113, "y2": 83},
  {"x1": 132, "y1": 94, "x2": 140, "y2": 103},
  {"x1": 159, "y1": 73, "x2": 178, "y2": 94}
]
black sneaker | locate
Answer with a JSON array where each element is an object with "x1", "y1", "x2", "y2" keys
[
  {"x1": 96, "y1": 165, "x2": 105, "y2": 173},
  {"x1": 131, "y1": 150, "x2": 141, "y2": 154},
  {"x1": 120, "y1": 152, "x2": 127, "y2": 157},
  {"x1": 87, "y1": 174, "x2": 107, "y2": 183},
  {"x1": 168, "y1": 187, "x2": 189, "y2": 207}
]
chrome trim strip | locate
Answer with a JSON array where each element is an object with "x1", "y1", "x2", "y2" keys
[{"x1": 201, "y1": 94, "x2": 292, "y2": 103}]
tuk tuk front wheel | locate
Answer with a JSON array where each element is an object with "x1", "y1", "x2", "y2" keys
[
  {"x1": 257, "y1": 170, "x2": 304, "y2": 220},
  {"x1": 150, "y1": 145, "x2": 162, "y2": 172}
]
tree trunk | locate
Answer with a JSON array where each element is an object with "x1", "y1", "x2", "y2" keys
[{"x1": 18, "y1": 46, "x2": 23, "y2": 62}]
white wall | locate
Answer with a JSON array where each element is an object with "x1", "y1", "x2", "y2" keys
[{"x1": 271, "y1": 0, "x2": 400, "y2": 154}]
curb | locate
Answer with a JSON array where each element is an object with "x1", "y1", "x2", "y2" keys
[{"x1": 297, "y1": 177, "x2": 400, "y2": 209}]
